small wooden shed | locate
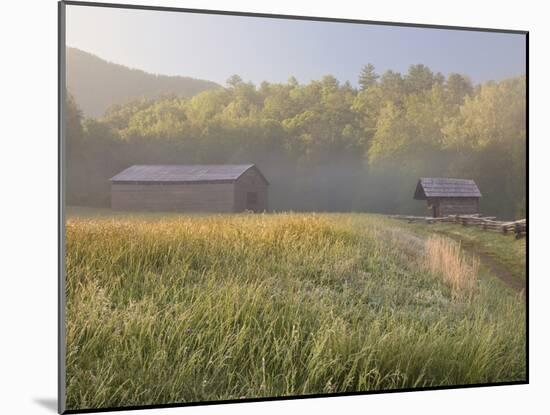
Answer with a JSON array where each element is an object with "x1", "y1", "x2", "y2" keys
[
  {"x1": 110, "y1": 164, "x2": 269, "y2": 212},
  {"x1": 414, "y1": 178, "x2": 481, "y2": 217}
]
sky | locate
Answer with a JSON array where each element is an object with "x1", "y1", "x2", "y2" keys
[{"x1": 66, "y1": 4, "x2": 526, "y2": 86}]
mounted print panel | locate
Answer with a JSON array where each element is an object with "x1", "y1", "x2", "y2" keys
[{"x1": 59, "y1": 1, "x2": 528, "y2": 413}]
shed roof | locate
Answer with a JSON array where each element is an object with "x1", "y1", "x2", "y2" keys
[
  {"x1": 110, "y1": 164, "x2": 268, "y2": 184},
  {"x1": 414, "y1": 177, "x2": 481, "y2": 199}
]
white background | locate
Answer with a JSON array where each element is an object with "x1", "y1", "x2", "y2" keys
[{"x1": 0, "y1": 0, "x2": 546, "y2": 414}]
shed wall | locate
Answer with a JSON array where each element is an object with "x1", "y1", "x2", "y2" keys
[
  {"x1": 234, "y1": 168, "x2": 268, "y2": 212},
  {"x1": 428, "y1": 197, "x2": 479, "y2": 217},
  {"x1": 111, "y1": 182, "x2": 235, "y2": 212}
]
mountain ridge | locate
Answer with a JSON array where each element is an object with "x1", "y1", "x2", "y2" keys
[{"x1": 66, "y1": 47, "x2": 221, "y2": 117}]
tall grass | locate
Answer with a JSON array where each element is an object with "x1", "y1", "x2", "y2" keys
[
  {"x1": 65, "y1": 213, "x2": 526, "y2": 410},
  {"x1": 424, "y1": 236, "x2": 479, "y2": 301}
]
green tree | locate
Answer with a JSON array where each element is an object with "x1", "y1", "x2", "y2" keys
[
  {"x1": 442, "y1": 77, "x2": 526, "y2": 217},
  {"x1": 65, "y1": 91, "x2": 83, "y2": 150},
  {"x1": 445, "y1": 73, "x2": 473, "y2": 108},
  {"x1": 65, "y1": 91, "x2": 85, "y2": 204},
  {"x1": 405, "y1": 64, "x2": 435, "y2": 94},
  {"x1": 226, "y1": 74, "x2": 243, "y2": 88},
  {"x1": 358, "y1": 63, "x2": 379, "y2": 90},
  {"x1": 379, "y1": 70, "x2": 405, "y2": 104}
]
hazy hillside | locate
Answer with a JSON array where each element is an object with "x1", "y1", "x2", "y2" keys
[{"x1": 66, "y1": 47, "x2": 220, "y2": 117}]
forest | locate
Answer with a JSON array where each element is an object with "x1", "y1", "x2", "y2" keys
[{"x1": 65, "y1": 63, "x2": 526, "y2": 218}]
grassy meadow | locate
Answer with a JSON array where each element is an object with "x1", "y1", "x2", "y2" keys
[{"x1": 65, "y1": 211, "x2": 526, "y2": 410}]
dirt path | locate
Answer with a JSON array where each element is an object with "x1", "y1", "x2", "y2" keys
[{"x1": 468, "y1": 246, "x2": 525, "y2": 292}]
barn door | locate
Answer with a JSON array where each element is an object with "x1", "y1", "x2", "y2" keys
[
  {"x1": 246, "y1": 192, "x2": 258, "y2": 212},
  {"x1": 433, "y1": 205, "x2": 441, "y2": 218}
]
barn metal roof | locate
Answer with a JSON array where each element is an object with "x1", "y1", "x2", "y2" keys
[
  {"x1": 110, "y1": 164, "x2": 268, "y2": 184},
  {"x1": 414, "y1": 177, "x2": 481, "y2": 199}
]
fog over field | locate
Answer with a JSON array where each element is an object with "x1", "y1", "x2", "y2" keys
[{"x1": 65, "y1": 62, "x2": 525, "y2": 218}]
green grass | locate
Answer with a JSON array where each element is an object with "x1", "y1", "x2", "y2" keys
[{"x1": 65, "y1": 211, "x2": 526, "y2": 410}]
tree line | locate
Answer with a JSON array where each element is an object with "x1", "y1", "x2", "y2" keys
[{"x1": 65, "y1": 64, "x2": 526, "y2": 218}]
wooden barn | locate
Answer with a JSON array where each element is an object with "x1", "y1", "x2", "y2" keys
[
  {"x1": 414, "y1": 178, "x2": 482, "y2": 217},
  {"x1": 110, "y1": 164, "x2": 269, "y2": 212}
]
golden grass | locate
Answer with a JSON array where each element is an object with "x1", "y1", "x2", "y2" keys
[{"x1": 424, "y1": 235, "x2": 479, "y2": 301}]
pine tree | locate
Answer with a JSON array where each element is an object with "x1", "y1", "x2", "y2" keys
[{"x1": 358, "y1": 63, "x2": 379, "y2": 90}]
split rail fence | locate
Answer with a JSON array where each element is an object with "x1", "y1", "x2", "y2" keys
[{"x1": 389, "y1": 214, "x2": 527, "y2": 239}]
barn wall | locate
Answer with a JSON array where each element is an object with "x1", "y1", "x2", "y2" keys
[
  {"x1": 111, "y1": 182, "x2": 235, "y2": 212},
  {"x1": 234, "y1": 168, "x2": 268, "y2": 212},
  {"x1": 437, "y1": 197, "x2": 480, "y2": 217}
]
